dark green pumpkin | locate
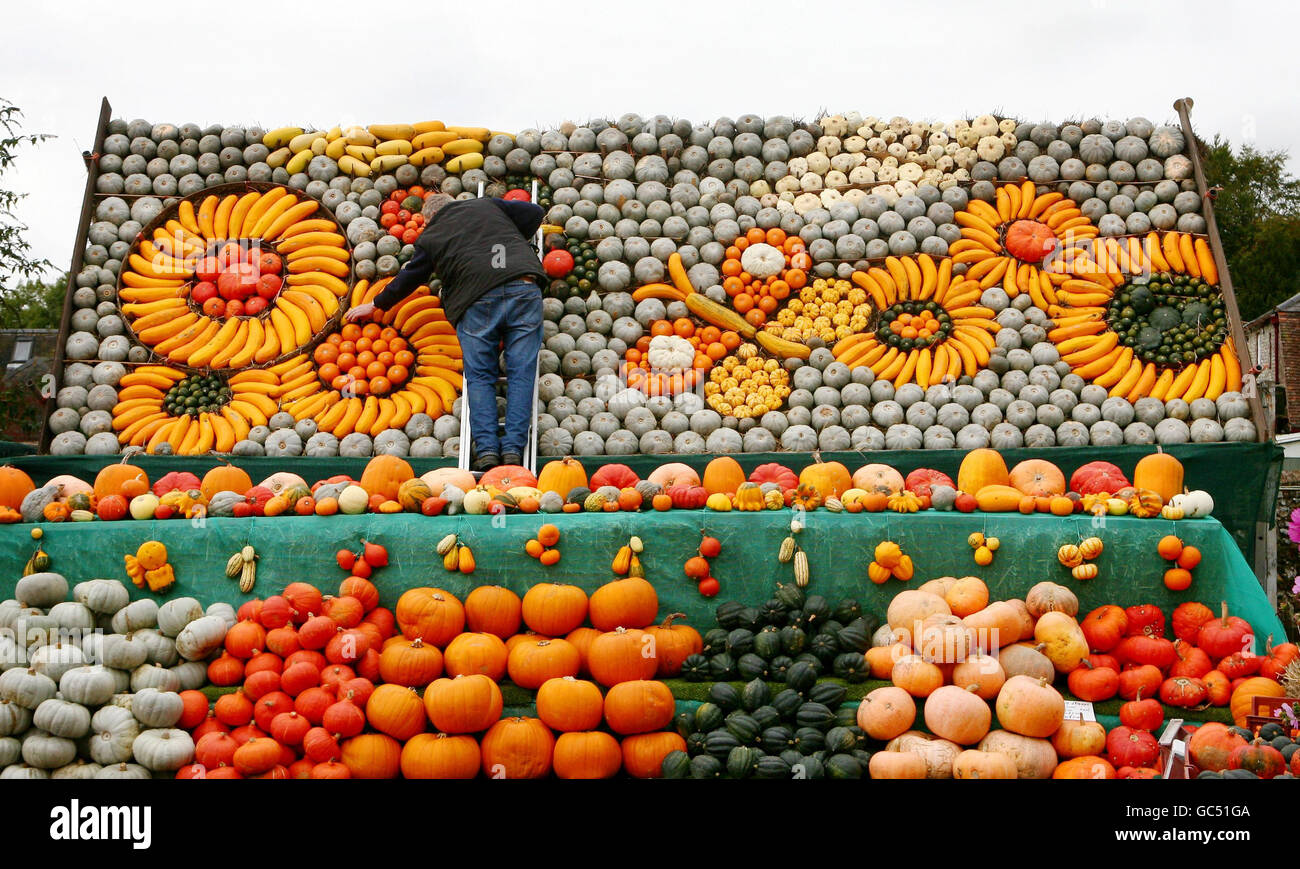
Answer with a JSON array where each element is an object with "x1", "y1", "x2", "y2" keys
[
  {"x1": 565, "y1": 487, "x2": 592, "y2": 505},
  {"x1": 724, "y1": 712, "x2": 761, "y2": 745},
  {"x1": 1196, "y1": 770, "x2": 1222, "y2": 779},
  {"x1": 833, "y1": 598, "x2": 863, "y2": 624},
  {"x1": 674, "y1": 710, "x2": 695, "y2": 738},
  {"x1": 726, "y1": 745, "x2": 760, "y2": 779},
  {"x1": 786, "y1": 609, "x2": 807, "y2": 630},
  {"x1": 835, "y1": 620, "x2": 872, "y2": 653},
  {"x1": 693, "y1": 702, "x2": 725, "y2": 732},
  {"x1": 741, "y1": 677, "x2": 771, "y2": 711},
  {"x1": 753, "y1": 627, "x2": 783, "y2": 660},
  {"x1": 819, "y1": 619, "x2": 845, "y2": 638},
  {"x1": 1259, "y1": 722, "x2": 1284, "y2": 740},
  {"x1": 796, "y1": 702, "x2": 836, "y2": 731},
  {"x1": 661, "y1": 749, "x2": 691, "y2": 779},
  {"x1": 780, "y1": 748, "x2": 805, "y2": 768},
  {"x1": 802, "y1": 594, "x2": 832, "y2": 628},
  {"x1": 774, "y1": 582, "x2": 805, "y2": 611},
  {"x1": 754, "y1": 754, "x2": 793, "y2": 780},
  {"x1": 826, "y1": 753, "x2": 864, "y2": 779},
  {"x1": 686, "y1": 731, "x2": 708, "y2": 755},
  {"x1": 824, "y1": 726, "x2": 857, "y2": 753},
  {"x1": 850, "y1": 748, "x2": 874, "y2": 768},
  {"x1": 715, "y1": 600, "x2": 746, "y2": 630},
  {"x1": 704, "y1": 730, "x2": 741, "y2": 759},
  {"x1": 708, "y1": 681, "x2": 740, "y2": 710},
  {"x1": 772, "y1": 688, "x2": 802, "y2": 719},
  {"x1": 690, "y1": 754, "x2": 723, "y2": 779},
  {"x1": 736, "y1": 653, "x2": 769, "y2": 681},
  {"x1": 793, "y1": 653, "x2": 824, "y2": 675},
  {"x1": 793, "y1": 726, "x2": 826, "y2": 755},
  {"x1": 750, "y1": 705, "x2": 780, "y2": 730},
  {"x1": 701, "y1": 628, "x2": 729, "y2": 656},
  {"x1": 707, "y1": 653, "x2": 737, "y2": 681},
  {"x1": 726, "y1": 628, "x2": 755, "y2": 656},
  {"x1": 785, "y1": 661, "x2": 818, "y2": 693},
  {"x1": 762, "y1": 725, "x2": 795, "y2": 754},
  {"x1": 1231, "y1": 726, "x2": 1254, "y2": 741},
  {"x1": 768, "y1": 656, "x2": 794, "y2": 682},
  {"x1": 808, "y1": 682, "x2": 847, "y2": 707},
  {"x1": 833, "y1": 652, "x2": 870, "y2": 682},
  {"x1": 779, "y1": 625, "x2": 807, "y2": 656},
  {"x1": 834, "y1": 706, "x2": 859, "y2": 728},
  {"x1": 809, "y1": 632, "x2": 839, "y2": 661},
  {"x1": 736, "y1": 607, "x2": 764, "y2": 633},
  {"x1": 1281, "y1": 744, "x2": 1300, "y2": 764},
  {"x1": 793, "y1": 753, "x2": 825, "y2": 779},
  {"x1": 1270, "y1": 735, "x2": 1291, "y2": 752},
  {"x1": 1221, "y1": 768, "x2": 1259, "y2": 779},
  {"x1": 680, "y1": 654, "x2": 710, "y2": 682},
  {"x1": 759, "y1": 599, "x2": 788, "y2": 626},
  {"x1": 844, "y1": 725, "x2": 869, "y2": 749}
]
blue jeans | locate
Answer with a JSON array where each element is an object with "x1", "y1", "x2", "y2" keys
[{"x1": 455, "y1": 279, "x2": 542, "y2": 457}]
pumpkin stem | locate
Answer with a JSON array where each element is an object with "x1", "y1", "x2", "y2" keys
[
  {"x1": 660, "y1": 613, "x2": 687, "y2": 629},
  {"x1": 1219, "y1": 600, "x2": 1229, "y2": 626}
]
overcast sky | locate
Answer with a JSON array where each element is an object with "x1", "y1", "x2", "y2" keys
[{"x1": 3, "y1": 0, "x2": 1298, "y2": 280}]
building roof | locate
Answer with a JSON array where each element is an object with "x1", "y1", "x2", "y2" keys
[{"x1": 1246, "y1": 290, "x2": 1300, "y2": 331}]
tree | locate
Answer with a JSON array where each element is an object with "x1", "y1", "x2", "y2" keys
[
  {"x1": 1200, "y1": 136, "x2": 1300, "y2": 321},
  {"x1": 0, "y1": 275, "x2": 66, "y2": 328},
  {"x1": 0, "y1": 98, "x2": 53, "y2": 294}
]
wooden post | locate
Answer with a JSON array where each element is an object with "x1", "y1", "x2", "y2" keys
[{"x1": 40, "y1": 97, "x2": 113, "y2": 452}]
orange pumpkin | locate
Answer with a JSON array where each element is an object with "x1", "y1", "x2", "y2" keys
[
  {"x1": 620, "y1": 732, "x2": 685, "y2": 779},
  {"x1": 588, "y1": 577, "x2": 658, "y2": 631},
  {"x1": 200, "y1": 462, "x2": 253, "y2": 502},
  {"x1": 479, "y1": 717, "x2": 554, "y2": 779},
  {"x1": 701, "y1": 456, "x2": 746, "y2": 496},
  {"x1": 394, "y1": 587, "x2": 465, "y2": 647},
  {"x1": 851, "y1": 463, "x2": 905, "y2": 494},
  {"x1": 957, "y1": 448, "x2": 1009, "y2": 494},
  {"x1": 464, "y1": 586, "x2": 522, "y2": 639},
  {"x1": 91, "y1": 459, "x2": 144, "y2": 503},
  {"x1": 643, "y1": 613, "x2": 703, "y2": 677},
  {"x1": 1132, "y1": 447, "x2": 1184, "y2": 504},
  {"x1": 420, "y1": 467, "x2": 476, "y2": 496},
  {"x1": 646, "y1": 462, "x2": 700, "y2": 489},
  {"x1": 1052, "y1": 755, "x2": 1116, "y2": 779},
  {"x1": 443, "y1": 632, "x2": 509, "y2": 680},
  {"x1": 799, "y1": 457, "x2": 852, "y2": 499},
  {"x1": 1007, "y1": 459, "x2": 1066, "y2": 497},
  {"x1": 535, "y1": 457, "x2": 589, "y2": 499},
  {"x1": 359, "y1": 455, "x2": 414, "y2": 501}
]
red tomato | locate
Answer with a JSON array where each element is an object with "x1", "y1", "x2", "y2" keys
[
  {"x1": 192, "y1": 281, "x2": 218, "y2": 304},
  {"x1": 258, "y1": 253, "x2": 281, "y2": 276},
  {"x1": 196, "y1": 257, "x2": 223, "y2": 282},
  {"x1": 216, "y1": 271, "x2": 242, "y2": 300},
  {"x1": 257, "y1": 274, "x2": 283, "y2": 300},
  {"x1": 244, "y1": 296, "x2": 268, "y2": 316},
  {"x1": 202, "y1": 297, "x2": 226, "y2": 317},
  {"x1": 225, "y1": 299, "x2": 245, "y2": 317}
]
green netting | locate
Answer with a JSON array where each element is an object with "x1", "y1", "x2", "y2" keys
[
  {"x1": 5, "y1": 442, "x2": 1279, "y2": 567},
  {"x1": 1, "y1": 508, "x2": 1282, "y2": 651}
]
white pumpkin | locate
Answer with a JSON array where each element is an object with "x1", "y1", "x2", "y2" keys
[
  {"x1": 157, "y1": 597, "x2": 204, "y2": 638},
  {"x1": 739, "y1": 242, "x2": 785, "y2": 278},
  {"x1": 338, "y1": 484, "x2": 370, "y2": 515},
  {"x1": 110, "y1": 598, "x2": 158, "y2": 634},
  {"x1": 175, "y1": 614, "x2": 229, "y2": 661},
  {"x1": 1, "y1": 763, "x2": 49, "y2": 778},
  {"x1": 52, "y1": 759, "x2": 102, "y2": 779},
  {"x1": 131, "y1": 728, "x2": 194, "y2": 772},
  {"x1": 130, "y1": 688, "x2": 184, "y2": 728},
  {"x1": 646, "y1": 334, "x2": 695, "y2": 370},
  {"x1": 0, "y1": 698, "x2": 33, "y2": 736},
  {"x1": 30, "y1": 643, "x2": 86, "y2": 684},
  {"x1": 462, "y1": 486, "x2": 494, "y2": 515},
  {"x1": 130, "y1": 628, "x2": 178, "y2": 666},
  {"x1": 205, "y1": 602, "x2": 238, "y2": 632},
  {"x1": 170, "y1": 661, "x2": 209, "y2": 691},
  {"x1": 21, "y1": 729, "x2": 77, "y2": 769},
  {"x1": 130, "y1": 663, "x2": 181, "y2": 694},
  {"x1": 1170, "y1": 489, "x2": 1214, "y2": 519},
  {"x1": 59, "y1": 665, "x2": 116, "y2": 706},
  {"x1": 82, "y1": 633, "x2": 148, "y2": 671},
  {"x1": 0, "y1": 667, "x2": 58, "y2": 709},
  {"x1": 258, "y1": 472, "x2": 308, "y2": 495},
  {"x1": 0, "y1": 736, "x2": 20, "y2": 766},
  {"x1": 32, "y1": 698, "x2": 91, "y2": 739},
  {"x1": 89, "y1": 706, "x2": 138, "y2": 765},
  {"x1": 94, "y1": 761, "x2": 150, "y2": 779},
  {"x1": 73, "y1": 579, "x2": 130, "y2": 615},
  {"x1": 14, "y1": 572, "x2": 68, "y2": 608}
]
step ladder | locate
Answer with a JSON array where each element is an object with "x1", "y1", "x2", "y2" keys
[{"x1": 457, "y1": 180, "x2": 544, "y2": 476}]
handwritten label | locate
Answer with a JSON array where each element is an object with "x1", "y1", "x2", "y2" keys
[{"x1": 1063, "y1": 700, "x2": 1095, "y2": 722}]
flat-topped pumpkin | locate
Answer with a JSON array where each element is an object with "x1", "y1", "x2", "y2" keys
[
  {"x1": 852, "y1": 463, "x2": 905, "y2": 495},
  {"x1": 1007, "y1": 460, "x2": 1065, "y2": 497},
  {"x1": 957, "y1": 448, "x2": 1008, "y2": 494}
]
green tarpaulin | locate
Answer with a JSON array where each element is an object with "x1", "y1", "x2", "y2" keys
[
  {"x1": 4, "y1": 442, "x2": 1280, "y2": 568},
  {"x1": 0, "y1": 508, "x2": 1282, "y2": 651}
]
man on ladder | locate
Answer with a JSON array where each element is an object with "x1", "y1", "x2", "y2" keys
[{"x1": 346, "y1": 192, "x2": 546, "y2": 473}]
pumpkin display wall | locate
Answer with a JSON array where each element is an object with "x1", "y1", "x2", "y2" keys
[{"x1": 60, "y1": 109, "x2": 1253, "y2": 459}]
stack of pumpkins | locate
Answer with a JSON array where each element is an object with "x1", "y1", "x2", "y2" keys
[{"x1": 1, "y1": 572, "x2": 232, "y2": 778}]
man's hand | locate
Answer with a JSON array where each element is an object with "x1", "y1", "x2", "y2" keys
[{"x1": 344, "y1": 303, "x2": 379, "y2": 323}]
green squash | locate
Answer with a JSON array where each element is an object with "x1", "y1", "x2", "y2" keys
[
  {"x1": 736, "y1": 653, "x2": 769, "y2": 681},
  {"x1": 826, "y1": 753, "x2": 864, "y2": 779},
  {"x1": 774, "y1": 582, "x2": 805, "y2": 611},
  {"x1": 715, "y1": 601, "x2": 746, "y2": 630},
  {"x1": 661, "y1": 750, "x2": 691, "y2": 779},
  {"x1": 762, "y1": 725, "x2": 795, "y2": 754},
  {"x1": 793, "y1": 753, "x2": 825, "y2": 779},
  {"x1": 772, "y1": 689, "x2": 802, "y2": 720},
  {"x1": 704, "y1": 730, "x2": 741, "y2": 759},
  {"x1": 707, "y1": 654, "x2": 737, "y2": 682},
  {"x1": 724, "y1": 712, "x2": 761, "y2": 745},
  {"x1": 701, "y1": 629, "x2": 729, "y2": 657},
  {"x1": 802, "y1": 594, "x2": 832, "y2": 627},
  {"x1": 753, "y1": 754, "x2": 793, "y2": 780},
  {"x1": 726, "y1": 628, "x2": 755, "y2": 656},
  {"x1": 741, "y1": 678, "x2": 771, "y2": 712},
  {"x1": 795, "y1": 702, "x2": 836, "y2": 731},
  {"x1": 833, "y1": 652, "x2": 870, "y2": 682},
  {"x1": 834, "y1": 706, "x2": 859, "y2": 728},
  {"x1": 693, "y1": 702, "x2": 724, "y2": 733},
  {"x1": 850, "y1": 748, "x2": 874, "y2": 768},
  {"x1": 690, "y1": 754, "x2": 723, "y2": 779},
  {"x1": 779, "y1": 748, "x2": 805, "y2": 768},
  {"x1": 785, "y1": 661, "x2": 817, "y2": 694},
  {"x1": 768, "y1": 656, "x2": 794, "y2": 682},
  {"x1": 809, "y1": 633, "x2": 839, "y2": 661},
  {"x1": 674, "y1": 710, "x2": 695, "y2": 738},
  {"x1": 793, "y1": 653, "x2": 823, "y2": 675},
  {"x1": 565, "y1": 486, "x2": 591, "y2": 505},
  {"x1": 824, "y1": 726, "x2": 857, "y2": 753},
  {"x1": 786, "y1": 609, "x2": 808, "y2": 630},
  {"x1": 779, "y1": 626, "x2": 808, "y2": 657},
  {"x1": 726, "y1": 745, "x2": 760, "y2": 779},
  {"x1": 750, "y1": 706, "x2": 780, "y2": 730},
  {"x1": 759, "y1": 599, "x2": 788, "y2": 626},
  {"x1": 206, "y1": 491, "x2": 245, "y2": 518},
  {"x1": 708, "y1": 681, "x2": 740, "y2": 711},
  {"x1": 1258, "y1": 722, "x2": 1285, "y2": 741},
  {"x1": 833, "y1": 599, "x2": 863, "y2": 624},
  {"x1": 793, "y1": 727, "x2": 826, "y2": 755},
  {"x1": 808, "y1": 682, "x2": 847, "y2": 707},
  {"x1": 753, "y1": 627, "x2": 783, "y2": 660},
  {"x1": 1221, "y1": 769, "x2": 1258, "y2": 779},
  {"x1": 735, "y1": 607, "x2": 764, "y2": 632},
  {"x1": 686, "y1": 731, "x2": 708, "y2": 756},
  {"x1": 680, "y1": 654, "x2": 710, "y2": 682},
  {"x1": 836, "y1": 618, "x2": 873, "y2": 652}
]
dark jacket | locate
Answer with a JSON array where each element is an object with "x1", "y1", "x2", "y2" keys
[{"x1": 372, "y1": 197, "x2": 547, "y2": 325}]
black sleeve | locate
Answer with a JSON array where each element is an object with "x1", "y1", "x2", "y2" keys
[
  {"x1": 492, "y1": 199, "x2": 545, "y2": 239},
  {"x1": 372, "y1": 245, "x2": 433, "y2": 311}
]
